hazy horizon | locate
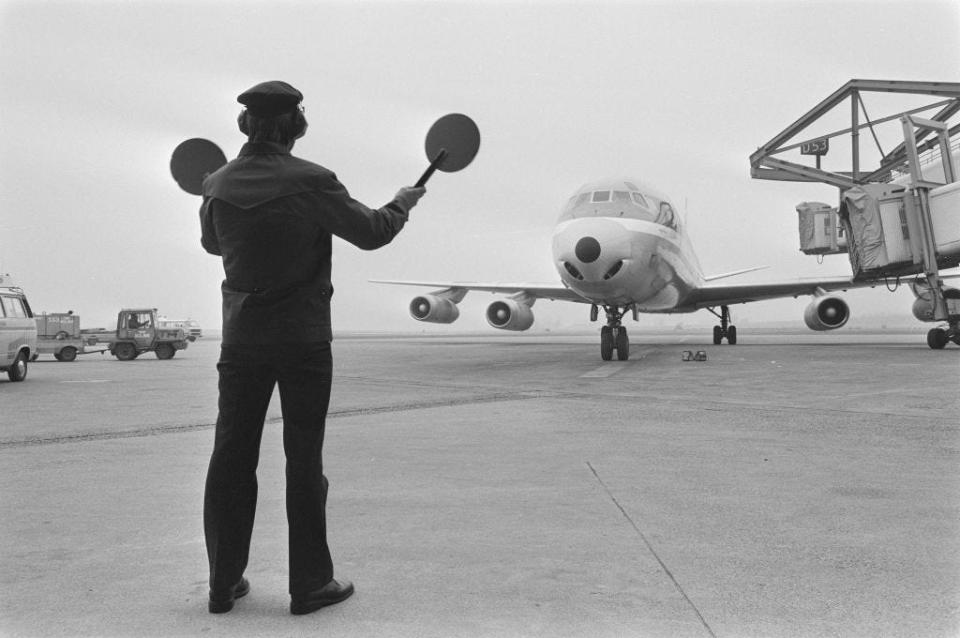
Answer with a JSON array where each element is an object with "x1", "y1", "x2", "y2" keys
[{"x1": 2, "y1": 1, "x2": 958, "y2": 336}]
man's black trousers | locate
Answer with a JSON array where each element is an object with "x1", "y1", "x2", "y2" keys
[{"x1": 204, "y1": 342, "x2": 334, "y2": 596}]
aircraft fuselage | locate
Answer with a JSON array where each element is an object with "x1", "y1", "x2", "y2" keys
[{"x1": 551, "y1": 178, "x2": 703, "y2": 312}]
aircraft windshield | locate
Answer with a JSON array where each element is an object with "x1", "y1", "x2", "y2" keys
[{"x1": 561, "y1": 187, "x2": 679, "y2": 230}]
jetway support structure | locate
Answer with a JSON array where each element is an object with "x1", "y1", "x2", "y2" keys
[
  {"x1": 901, "y1": 114, "x2": 956, "y2": 322},
  {"x1": 749, "y1": 79, "x2": 960, "y2": 348}
]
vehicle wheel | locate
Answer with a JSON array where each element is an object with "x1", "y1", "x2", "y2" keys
[
  {"x1": 155, "y1": 344, "x2": 175, "y2": 360},
  {"x1": 927, "y1": 328, "x2": 949, "y2": 349},
  {"x1": 713, "y1": 325, "x2": 722, "y2": 345},
  {"x1": 615, "y1": 327, "x2": 629, "y2": 361},
  {"x1": 114, "y1": 342, "x2": 137, "y2": 361},
  {"x1": 951, "y1": 333, "x2": 960, "y2": 346},
  {"x1": 7, "y1": 350, "x2": 28, "y2": 381},
  {"x1": 727, "y1": 325, "x2": 737, "y2": 345},
  {"x1": 600, "y1": 326, "x2": 614, "y2": 361},
  {"x1": 59, "y1": 346, "x2": 78, "y2": 362},
  {"x1": 54, "y1": 352, "x2": 64, "y2": 362}
]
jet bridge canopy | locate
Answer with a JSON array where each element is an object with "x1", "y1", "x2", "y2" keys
[
  {"x1": 750, "y1": 79, "x2": 960, "y2": 189},
  {"x1": 750, "y1": 79, "x2": 960, "y2": 345}
]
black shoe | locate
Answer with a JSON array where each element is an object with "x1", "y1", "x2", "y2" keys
[
  {"x1": 290, "y1": 579, "x2": 354, "y2": 615},
  {"x1": 208, "y1": 577, "x2": 250, "y2": 614}
]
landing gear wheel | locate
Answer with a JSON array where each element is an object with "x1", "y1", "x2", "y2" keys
[
  {"x1": 114, "y1": 342, "x2": 137, "y2": 361},
  {"x1": 155, "y1": 344, "x2": 175, "y2": 360},
  {"x1": 600, "y1": 326, "x2": 614, "y2": 361},
  {"x1": 927, "y1": 328, "x2": 949, "y2": 349},
  {"x1": 615, "y1": 327, "x2": 629, "y2": 361},
  {"x1": 710, "y1": 305, "x2": 738, "y2": 344},
  {"x1": 8, "y1": 351, "x2": 28, "y2": 381}
]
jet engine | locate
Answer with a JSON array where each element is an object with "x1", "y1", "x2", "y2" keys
[
  {"x1": 803, "y1": 295, "x2": 850, "y2": 331},
  {"x1": 912, "y1": 286, "x2": 960, "y2": 322},
  {"x1": 409, "y1": 295, "x2": 460, "y2": 324},
  {"x1": 486, "y1": 299, "x2": 534, "y2": 331}
]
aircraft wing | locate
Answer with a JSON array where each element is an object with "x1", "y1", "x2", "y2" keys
[
  {"x1": 369, "y1": 279, "x2": 590, "y2": 303},
  {"x1": 683, "y1": 276, "x2": 883, "y2": 310}
]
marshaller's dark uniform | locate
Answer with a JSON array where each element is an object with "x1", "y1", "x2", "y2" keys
[{"x1": 200, "y1": 141, "x2": 408, "y2": 596}]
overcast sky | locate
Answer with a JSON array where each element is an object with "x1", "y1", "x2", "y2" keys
[{"x1": 1, "y1": 0, "x2": 958, "y2": 334}]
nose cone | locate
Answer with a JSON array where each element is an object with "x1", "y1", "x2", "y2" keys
[
  {"x1": 553, "y1": 219, "x2": 637, "y2": 299},
  {"x1": 575, "y1": 237, "x2": 601, "y2": 263}
]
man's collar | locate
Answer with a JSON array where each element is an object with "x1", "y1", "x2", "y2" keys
[{"x1": 239, "y1": 141, "x2": 292, "y2": 156}]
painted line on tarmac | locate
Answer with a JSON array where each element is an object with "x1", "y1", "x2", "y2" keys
[
  {"x1": 579, "y1": 349, "x2": 651, "y2": 377},
  {"x1": 580, "y1": 363, "x2": 623, "y2": 378},
  {"x1": 586, "y1": 461, "x2": 717, "y2": 638},
  {"x1": 0, "y1": 391, "x2": 548, "y2": 448}
]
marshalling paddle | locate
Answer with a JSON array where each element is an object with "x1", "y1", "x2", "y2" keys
[{"x1": 171, "y1": 113, "x2": 479, "y2": 195}]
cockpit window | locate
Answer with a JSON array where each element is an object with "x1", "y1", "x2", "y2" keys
[
  {"x1": 656, "y1": 201, "x2": 678, "y2": 229},
  {"x1": 559, "y1": 185, "x2": 680, "y2": 231},
  {"x1": 591, "y1": 191, "x2": 611, "y2": 203}
]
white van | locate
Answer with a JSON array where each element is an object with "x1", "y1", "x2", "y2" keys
[{"x1": 0, "y1": 274, "x2": 38, "y2": 382}]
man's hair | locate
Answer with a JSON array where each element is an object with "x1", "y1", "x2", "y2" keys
[{"x1": 238, "y1": 108, "x2": 307, "y2": 144}]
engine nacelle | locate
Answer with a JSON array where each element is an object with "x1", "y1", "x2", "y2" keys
[
  {"x1": 409, "y1": 295, "x2": 460, "y2": 324},
  {"x1": 803, "y1": 295, "x2": 850, "y2": 331},
  {"x1": 486, "y1": 299, "x2": 535, "y2": 331},
  {"x1": 912, "y1": 287, "x2": 960, "y2": 321}
]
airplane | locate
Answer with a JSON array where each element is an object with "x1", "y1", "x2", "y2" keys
[{"x1": 373, "y1": 177, "x2": 945, "y2": 360}]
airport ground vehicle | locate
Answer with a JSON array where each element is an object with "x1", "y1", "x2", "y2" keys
[
  {"x1": 157, "y1": 317, "x2": 202, "y2": 341},
  {"x1": 83, "y1": 308, "x2": 190, "y2": 360},
  {"x1": 34, "y1": 312, "x2": 88, "y2": 361},
  {"x1": 0, "y1": 274, "x2": 38, "y2": 381}
]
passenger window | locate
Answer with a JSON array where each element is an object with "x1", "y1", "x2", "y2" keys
[{"x1": 591, "y1": 191, "x2": 611, "y2": 203}]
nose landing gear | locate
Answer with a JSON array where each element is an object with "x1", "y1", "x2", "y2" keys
[
  {"x1": 596, "y1": 304, "x2": 631, "y2": 361},
  {"x1": 709, "y1": 305, "x2": 737, "y2": 344}
]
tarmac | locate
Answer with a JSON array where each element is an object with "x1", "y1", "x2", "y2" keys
[{"x1": 1, "y1": 331, "x2": 958, "y2": 638}]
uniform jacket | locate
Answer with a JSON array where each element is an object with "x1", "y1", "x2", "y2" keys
[{"x1": 200, "y1": 141, "x2": 408, "y2": 344}]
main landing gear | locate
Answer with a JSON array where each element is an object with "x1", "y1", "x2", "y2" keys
[
  {"x1": 708, "y1": 305, "x2": 737, "y2": 345},
  {"x1": 595, "y1": 304, "x2": 631, "y2": 361},
  {"x1": 926, "y1": 320, "x2": 960, "y2": 349}
]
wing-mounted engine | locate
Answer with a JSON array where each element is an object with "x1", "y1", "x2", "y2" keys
[
  {"x1": 486, "y1": 293, "x2": 535, "y2": 331},
  {"x1": 409, "y1": 288, "x2": 466, "y2": 324},
  {"x1": 803, "y1": 291, "x2": 850, "y2": 331}
]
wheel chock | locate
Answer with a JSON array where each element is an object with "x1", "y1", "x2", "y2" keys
[{"x1": 681, "y1": 350, "x2": 693, "y2": 361}]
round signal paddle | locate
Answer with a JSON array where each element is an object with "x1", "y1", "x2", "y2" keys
[
  {"x1": 170, "y1": 138, "x2": 227, "y2": 196},
  {"x1": 415, "y1": 113, "x2": 480, "y2": 187}
]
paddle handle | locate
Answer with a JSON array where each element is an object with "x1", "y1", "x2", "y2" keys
[{"x1": 415, "y1": 148, "x2": 448, "y2": 187}]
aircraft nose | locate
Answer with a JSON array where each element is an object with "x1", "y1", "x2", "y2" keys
[{"x1": 575, "y1": 236, "x2": 601, "y2": 263}]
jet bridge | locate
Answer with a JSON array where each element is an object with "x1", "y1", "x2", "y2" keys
[{"x1": 750, "y1": 79, "x2": 960, "y2": 348}]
